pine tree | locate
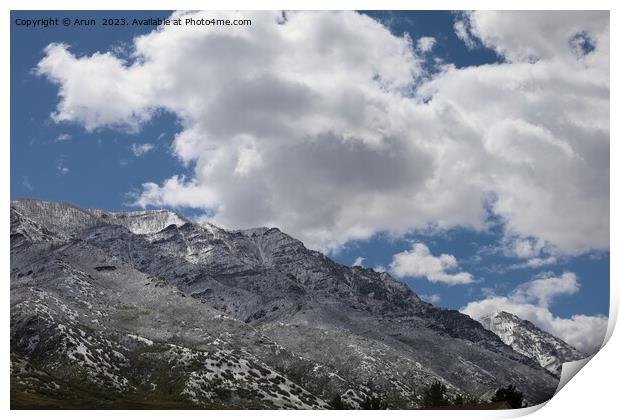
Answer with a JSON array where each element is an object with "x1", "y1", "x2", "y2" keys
[
  {"x1": 492, "y1": 384, "x2": 524, "y2": 409},
  {"x1": 359, "y1": 395, "x2": 388, "y2": 409},
  {"x1": 422, "y1": 381, "x2": 450, "y2": 408},
  {"x1": 329, "y1": 394, "x2": 347, "y2": 410}
]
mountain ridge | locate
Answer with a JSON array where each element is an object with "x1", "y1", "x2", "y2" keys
[{"x1": 11, "y1": 199, "x2": 559, "y2": 409}]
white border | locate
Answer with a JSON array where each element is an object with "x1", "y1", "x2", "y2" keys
[{"x1": 3, "y1": 1, "x2": 617, "y2": 419}]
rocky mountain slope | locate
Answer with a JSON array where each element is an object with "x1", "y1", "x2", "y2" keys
[
  {"x1": 10, "y1": 199, "x2": 560, "y2": 409},
  {"x1": 478, "y1": 311, "x2": 586, "y2": 377}
]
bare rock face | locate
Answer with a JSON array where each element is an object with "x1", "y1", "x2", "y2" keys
[
  {"x1": 478, "y1": 311, "x2": 586, "y2": 377},
  {"x1": 10, "y1": 199, "x2": 559, "y2": 409}
]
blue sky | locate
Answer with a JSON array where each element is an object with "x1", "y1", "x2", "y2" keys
[
  {"x1": 10, "y1": 11, "x2": 609, "y2": 351},
  {"x1": 11, "y1": 11, "x2": 179, "y2": 209}
]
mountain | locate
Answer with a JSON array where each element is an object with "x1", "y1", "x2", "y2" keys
[
  {"x1": 10, "y1": 199, "x2": 559, "y2": 409},
  {"x1": 478, "y1": 311, "x2": 586, "y2": 377}
]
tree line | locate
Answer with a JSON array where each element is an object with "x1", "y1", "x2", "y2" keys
[{"x1": 329, "y1": 382, "x2": 524, "y2": 410}]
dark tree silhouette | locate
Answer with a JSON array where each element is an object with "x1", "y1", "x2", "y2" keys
[
  {"x1": 359, "y1": 395, "x2": 388, "y2": 409},
  {"x1": 422, "y1": 381, "x2": 450, "y2": 408},
  {"x1": 329, "y1": 394, "x2": 347, "y2": 410},
  {"x1": 492, "y1": 384, "x2": 524, "y2": 409}
]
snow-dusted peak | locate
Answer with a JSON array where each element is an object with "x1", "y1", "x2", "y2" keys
[
  {"x1": 102, "y1": 210, "x2": 187, "y2": 235},
  {"x1": 235, "y1": 227, "x2": 275, "y2": 237},
  {"x1": 199, "y1": 221, "x2": 228, "y2": 238},
  {"x1": 479, "y1": 311, "x2": 586, "y2": 377},
  {"x1": 11, "y1": 199, "x2": 187, "y2": 237},
  {"x1": 11, "y1": 199, "x2": 99, "y2": 239}
]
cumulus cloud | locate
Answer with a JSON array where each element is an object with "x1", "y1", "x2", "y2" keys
[
  {"x1": 36, "y1": 11, "x2": 609, "y2": 255},
  {"x1": 462, "y1": 272, "x2": 607, "y2": 353},
  {"x1": 508, "y1": 238, "x2": 548, "y2": 259},
  {"x1": 421, "y1": 11, "x2": 610, "y2": 254},
  {"x1": 489, "y1": 236, "x2": 558, "y2": 271},
  {"x1": 512, "y1": 272, "x2": 580, "y2": 307},
  {"x1": 390, "y1": 242, "x2": 474, "y2": 285},
  {"x1": 131, "y1": 142, "x2": 155, "y2": 157},
  {"x1": 352, "y1": 256, "x2": 365, "y2": 267},
  {"x1": 373, "y1": 264, "x2": 387, "y2": 273},
  {"x1": 461, "y1": 11, "x2": 608, "y2": 62},
  {"x1": 453, "y1": 14, "x2": 477, "y2": 49},
  {"x1": 416, "y1": 36, "x2": 436, "y2": 53}
]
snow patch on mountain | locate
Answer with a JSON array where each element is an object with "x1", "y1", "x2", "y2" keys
[
  {"x1": 11, "y1": 199, "x2": 186, "y2": 236},
  {"x1": 478, "y1": 311, "x2": 586, "y2": 377},
  {"x1": 104, "y1": 210, "x2": 187, "y2": 235}
]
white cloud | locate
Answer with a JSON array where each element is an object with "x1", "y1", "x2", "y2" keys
[
  {"x1": 131, "y1": 142, "x2": 155, "y2": 157},
  {"x1": 416, "y1": 36, "x2": 436, "y2": 53},
  {"x1": 421, "y1": 11, "x2": 609, "y2": 255},
  {"x1": 390, "y1": 242, "x2": 474, "y2": 285},
  {"x1": 373, "y1": 264, "x2": 387, "y2": 273},
  {"x1": 37, "y1": 11, "x2": 609, "y2": 255},
  {"x1": 37, "y1": 43, "x2": 155, "y2": 132},
  {"x1": 421, "y1": 293, "x2": 441, "y2": 304},
  {"x1": 133, "y1": 175, "x2": 219, "y2": 209},
  {"x1": 56, "y1": 133, "x2": 72, "y2": 141},
  {"x1": 453, "y1": 16, "x2": 477, "y2": 49},
  {"x1": 493, "y1": 236, "x2": 558, "y2": 270},
  {"x1": 461, "y1": 272, "x2": 607, "y2": 353},
  {"x1": 509, "y1": 238, "x2": 547, "y2": 259},
  {"x1": 509, "y1": 256, "x2": 558, "y2": 270},
  {"x1": 56, "y1": 161, "x2": 69, "y2": 175},
  {"x1": 462, "y1": 11, "x2": 608, "y2": 62},
  {"x1": 352, "y1": 256, "x2": 365, "y2": 267},
  {"x1": 527, "y1": 257, "x2": 558, "y2": 268},
  {"x1": 512, "y1": 272, "x2": 580, "y2": 307}
]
